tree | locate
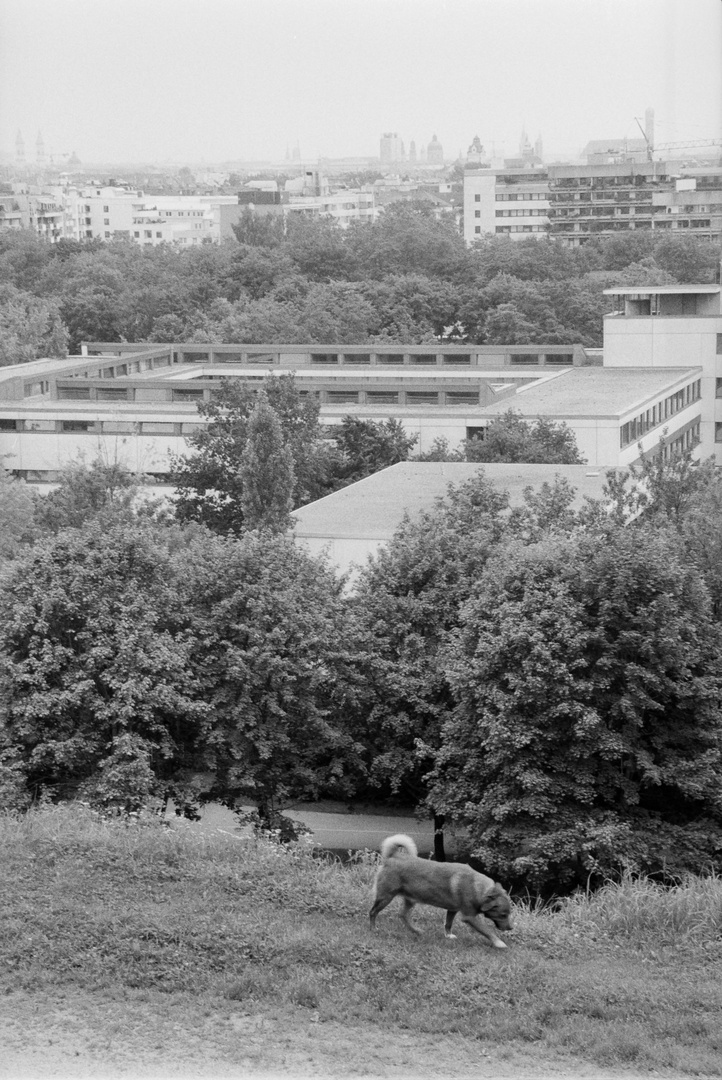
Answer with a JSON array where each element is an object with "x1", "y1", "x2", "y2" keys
[
  {"x1": 170, "y1": 374, "x2": 330, "y2": 534},
  {"x1": 34, "y1": 457, "x2": 139, "y2": 533},
  {"x1": 330, "y1": 417, "x2": 418, "y2": 487},
  {"x1": 175, "y1": 532, "x2": 368, "y2": 822},
  {"x1": 429, "y1": 528, "x2": 722, "y2": 889},
  {"x1": 464, "y1": 409, "x2": 585, "y2": 464},
  {"x1": 0, "y1": 522, "x2": 209, "y2": 808},
  {"x1": 230, "y1": 208, "x2": 285, "y2": 248},
  {"x1": 0, "y1": 283, "x2": 68, "y2": 365},
  {"x1": 0, "y1": 467, "x2": 36, "y2": 561},
  {"x1": 346, "y1": 201, "x2": 467, "y2": 280},
  {"x1": 353, "y1": 474, "x2": 510, "y2": 854},
  {"x1": 239, "y1": 392, "x2": 295, "y2": 532}
]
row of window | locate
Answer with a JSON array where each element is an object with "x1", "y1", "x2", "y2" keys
[
  {"x1": 494, "y1": 209, "x2": 548, "y2": 218},
  {"x1": 668, "y1": 423, "x2": 700, "y2": 454},
  {"x1": 493, "y1": 225, "x2": 546, "y2": 234},
  {"x1": 619, "y1": 380, "x2": 701, "y2": 449},
  {"x1": 495, "y1": 192, "x2": 547, "y2": 201},
  {"x1": 0, "y1": 419, "x2": 203, "y2": 436}
]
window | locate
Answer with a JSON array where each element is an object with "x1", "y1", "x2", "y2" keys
[
  {"x1": 141, "y1": 422, "x2": 176, "y2": 435},
  {"x1": 446, "y1": 392, "x2": 479, "y2": 405},
  {"x1": 0, "y1": 418, "x2": 17, "y2": 431},
  {"x1": 134, "y1": 231, "x2": 140, "y2": 238},
  {"x1": 61, "y1": 420, "x2": 99, "y2": 433},
  {"x1": 717, "y1": 334, "x2": 722, "y2": 356},
  {"x1": 366, "y1": 391, "x2": 399, "y2": 404},
  {"x1": 104, "y1": 218, "x2": 110, "y2": 225},
  {"x1": 156, "y1": 231, "x2": 162, "y2": 238},
  {"x1": 475, "y1": 210, "x2": 481, "y2": 218},
  {"x1": 144, "y1": 231, "x2": 152, "y2": 239},
  {"x1": 475, "y1": 226, "x2": 481, "y2": 234},
  {"x1": 406, "y1": 391, "x2": 438, "y2": 405},
  {"x1": 102, "y1": 422, "x2": 137, "y2": 434},
  {"x1": 103, "y1": 205, "x2": 109, "y2": 212},
  {"x1": 474, "y1": 194, "x2": 480, "y2": 202},
  {"x1": 171, "y1": 389, "x2": 204, "y2": 402},
  {"x1": 327, "y1": 391, "x2": 359, "y2": 404}
]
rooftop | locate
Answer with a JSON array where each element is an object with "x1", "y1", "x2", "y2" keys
[
  {"x1": 293, "y1": 462, "x2": 616, "y2": 541},
  {"x1": 482, "y1": 367, "x2": 700, "y2": 419},
  {"x1": 603, "y1": 285, "x2": 721, "y2": 296}
]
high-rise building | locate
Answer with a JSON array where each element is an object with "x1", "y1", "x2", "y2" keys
[
  {"x1": 408, "y1": 140, "x2": 417, "y2": 164},
  {"x1": 15, "y1": 131, "x2": 25, "y2": 165},
  {"x1": 380, "y1": 133, "x2": 405, "y2": 164},
  {"x1": 36, "y1": 132, "x2": 45, "y2": 166}
]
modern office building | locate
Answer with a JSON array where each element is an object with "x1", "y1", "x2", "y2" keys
[{"x1": 1, "y1": 283, "x2": 718, "y2": 482}]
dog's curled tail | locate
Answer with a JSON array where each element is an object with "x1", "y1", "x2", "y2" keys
[{"x1": 380, "y1": 833, "x2": 418, "y2": 861}]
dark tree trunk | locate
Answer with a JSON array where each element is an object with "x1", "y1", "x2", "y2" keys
[{"x1": 433, "y1": 812, "x2": 446, "y2": 861}]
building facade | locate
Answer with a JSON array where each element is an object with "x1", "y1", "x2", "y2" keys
[
  {"x1": 463, "y1": 162, "x2": 722, "y2": 246},
  {"x1": 2, "y1": 285, "x2": 719, "y2": 482}
]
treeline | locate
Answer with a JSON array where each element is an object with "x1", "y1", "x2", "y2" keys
[
  {"x1": 2, "y1": 444, "x2": 722, "y2": 893},
  {"x1": 1, "y1": 205, "x2": 719, "y2": 359}
]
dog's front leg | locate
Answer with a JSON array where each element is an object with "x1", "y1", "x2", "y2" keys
[
  {"x1": 461, "y1": 915, "x2": 508, "y2": 949},
  {"x1": 444, "y1": 910, "x2": 458, "y2": 939}
]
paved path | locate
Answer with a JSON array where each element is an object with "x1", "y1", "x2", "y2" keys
[{"x1": 167, "y1": 800, "x2": 438, "y2": 855}]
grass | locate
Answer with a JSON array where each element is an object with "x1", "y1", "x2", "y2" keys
[{"x1": 1, "y1": 804, "x2": 722, "y2": 1078}]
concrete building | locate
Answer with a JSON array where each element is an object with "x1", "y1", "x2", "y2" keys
[
  {"x1": 1, "y1": 282, "x2": 717, "y2": 483},
  {"x1": 463, "y1": 161, "x2": 722, "y2": 246},
  {"x1": 293, "y1": 462, "x2": 617, "y2": 577},
  {"x1": 61, "y1": 186, "x2": 218, "y2": 245},
  {"x1": 465, "y1": 168, "x2": 549, "y2": 241}
]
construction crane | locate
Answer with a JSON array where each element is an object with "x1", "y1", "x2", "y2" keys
[{"x1": 634, "y1": 118, "x2": 722, "y2": 162}]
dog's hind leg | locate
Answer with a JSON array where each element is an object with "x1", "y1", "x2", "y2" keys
[
  {"x1": 444, "y1": 910, "x2": 458, "y2": 939},
  {"x1": 399, "y1": 898, "x2": 422, "y2": 936},
  {"x1": 369, "y1": 895, "x2": 394, "y2": 931}
]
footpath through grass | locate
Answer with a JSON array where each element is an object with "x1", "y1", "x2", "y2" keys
[{"x1": 1, "y1": 805, "x2": 722, "y2": 1078}]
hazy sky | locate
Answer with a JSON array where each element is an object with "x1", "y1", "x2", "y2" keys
[{"x1": 1, "y1": 0, "x2": 720, "y2": 165}]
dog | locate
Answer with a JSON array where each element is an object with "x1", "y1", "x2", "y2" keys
[{"x1": 369, "y1": 834, "x2": 512, "y2": 948}]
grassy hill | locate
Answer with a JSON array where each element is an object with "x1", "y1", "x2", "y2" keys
[{"x1": 1, "y1": 804, "x2": 721, "y2": 1078}]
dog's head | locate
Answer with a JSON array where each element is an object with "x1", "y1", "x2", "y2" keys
[{"x1": 481, "y1": 884, "x2": 513, "y2": 931}]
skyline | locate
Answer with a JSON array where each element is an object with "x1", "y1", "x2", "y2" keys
[{"x1": 0, "y1": 0, "x2": 721, "y2": 168}]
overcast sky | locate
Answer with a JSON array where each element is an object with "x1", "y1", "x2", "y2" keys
[{"x1": 1, "y1": 0, "x2": 720, "y2": 166}]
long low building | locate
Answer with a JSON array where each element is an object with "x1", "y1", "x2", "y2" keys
[
  {"x1": 292, "y1": 461, "x2": 618, "y2": 578},
  {"x1": 0, "y1": 283, "x2": 719, "y2": 480}
]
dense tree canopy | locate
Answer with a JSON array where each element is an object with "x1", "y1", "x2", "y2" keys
[
  {"x1": 0, "y1": 222, "x2": 717, "y2": 359},
  {"x1": 430, "y1": 528, "x2": 722, "y2": 888}
]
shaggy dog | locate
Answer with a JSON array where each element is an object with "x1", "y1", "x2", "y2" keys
[{"x1": 369, "y1": 833, "x2": 512, "y2": 948}]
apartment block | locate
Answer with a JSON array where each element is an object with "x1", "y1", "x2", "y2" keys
[{"x1": 464, "y1": 162, "x2": 722, "y2": 246}]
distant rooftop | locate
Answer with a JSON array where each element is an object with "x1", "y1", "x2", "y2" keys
[
  {"x1": 293, "y1": 462, "x2": 615, "y2": 542},
  {"x1": 603, "y1": 285, "x2": 720, "y2": 295}
]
